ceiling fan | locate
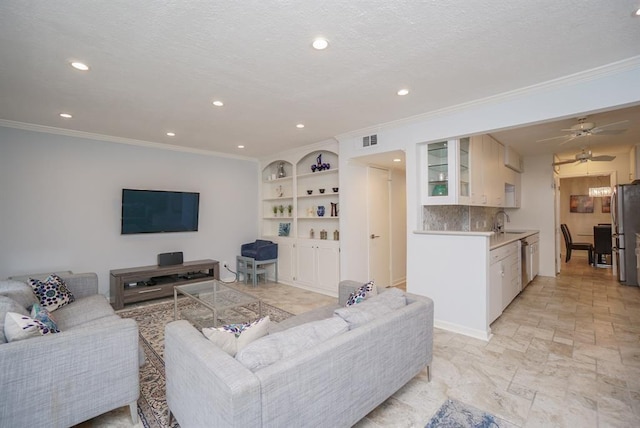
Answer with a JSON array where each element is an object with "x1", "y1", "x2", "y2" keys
[
  {"x1": 537, "y1": 117, "x2": 628, "y2": 145},
  {"x1": 551, "y1": 148, "x2": 616, "y2": 166}
]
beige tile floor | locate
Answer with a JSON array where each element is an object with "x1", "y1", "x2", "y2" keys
[{"x1": 82, "y1": 259, "x2": 640, "y2": 427}]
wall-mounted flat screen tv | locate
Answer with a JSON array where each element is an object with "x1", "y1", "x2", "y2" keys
[{"x1": 121, "y1": 189, "x2": 200, "y2": 234}]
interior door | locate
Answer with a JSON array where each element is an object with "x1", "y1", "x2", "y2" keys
[{"x1": 367, "y1": 166, "x2": 391, "y2": 287}]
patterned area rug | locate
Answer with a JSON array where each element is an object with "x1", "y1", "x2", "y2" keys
[
  {"x1": 118, "y1": 298, "x2": 294, "y2": 428},
  {"x1": 426, "y1": 399, "x2": 516, "y2": 428}
]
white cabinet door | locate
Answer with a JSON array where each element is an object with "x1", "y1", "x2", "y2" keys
[
  {"x1": 274, "y1": 237, "x2": 296, "y2": 283},
  {"x1": 489, "y1": 259, "x2": 503, "y2": 324},
  {"x1": 294, "y1": 240, "x2": 340, "y2": 294},
  {"x1": 316, "y1": 242, "x2": 340, "y2": 293},
  {"x1": 295, "y1": 240, "x2": 316, "y2": 286}
]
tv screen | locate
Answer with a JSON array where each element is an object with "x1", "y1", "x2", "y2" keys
[{"x1": 121, "y1": 189, "x2": 200, "y2": 234}]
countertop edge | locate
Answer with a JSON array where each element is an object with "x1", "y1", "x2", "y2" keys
[{"x1": 412, "y1": 229, "x2": 540, "y2": 250}]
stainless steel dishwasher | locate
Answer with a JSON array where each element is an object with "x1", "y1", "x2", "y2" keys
[{"x1": 521, "y1": 238, "x2": 530, "y2": 289}]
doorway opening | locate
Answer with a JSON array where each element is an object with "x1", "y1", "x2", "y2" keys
[{"x1": 352, "y1": 150, "x2": 407, "y2": 289}]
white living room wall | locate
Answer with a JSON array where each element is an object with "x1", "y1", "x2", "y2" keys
[{"x1": 0, "y1": 126, "x2": 259, "y2": 296}]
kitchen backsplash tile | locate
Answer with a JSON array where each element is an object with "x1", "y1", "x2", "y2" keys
[{"x1": 423, "y1": 205, "x2": 500, "y2": 231}]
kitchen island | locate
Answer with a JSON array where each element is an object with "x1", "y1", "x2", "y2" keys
[{"x1": 409, "y1": 229, "x2": 538, "y2": 340}]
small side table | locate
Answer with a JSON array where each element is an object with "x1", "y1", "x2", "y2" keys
[{"x1": 236, "y1": 256, "x2": 278, "y2": 287}]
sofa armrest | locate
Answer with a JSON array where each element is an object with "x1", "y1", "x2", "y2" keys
[
  {"x1": 0, "y1": 317, "x2": 139, "y2": 427},
  {"x1": 9, "y1": 272, "x2": 98, "y2": 299},
  {"x1": 165, "y1": 321, "x2": 261, "y2": 428}
]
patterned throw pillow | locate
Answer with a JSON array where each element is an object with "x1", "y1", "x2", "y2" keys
[
  {"x1": 28, "y1": 274, "x2": 75, "y2": 312},
  {"x1": 202, "y1": 316, "x2": 270, "y2": 356},
  {"x1": 4, "y1": 311, "x2": 58, "y2": 342},
  {"x1": 30, "y1": 303, "x2": 60, "y2": 333},
  {"x1": 346, "y1": 281, "x2": 375, "y2": 306}
]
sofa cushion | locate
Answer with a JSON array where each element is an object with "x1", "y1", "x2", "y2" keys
[
  {"x1": 202, "y1": 316, "x2": 270, "y2": 357},
  {"x1": 4, "y1": 311, "x2": 58, "y2": 342},
  {"x1": 30, "y1": 303, "x2": 60, "y2": 333},
  {"x1": 0, "y1": 280, "x2": 39, "y2": 309},
  {"x1": 334, "y1": 287, "x2": 406, "y2": 329},
  {"x1": 0, "y1": 296, "x2": 30, "y2": 344},
  {"x1": 53, "y1": 294, "x2": 115, "y2": 330},
  {"x1": 345, "y1": 280, "x2": 376, "y2": 306},
  {"x1": 236, "y1": 316, "x2": 349, "y2": 372},
  {"x1": 268, "y1": 304, "x2": 339, "y2": 334},
  {"x1": 28, "y1": 274, "x2": 75, "y2": 312}
]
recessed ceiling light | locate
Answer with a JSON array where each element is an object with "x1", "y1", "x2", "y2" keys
[
  {"x1": 635, "y1": 8, "x2": 640, "y2": 16},
  {"x1": 166, "y1": 132, "x2": 175, "y2": 137},
  {"x1": 59, "y1": 113, "x2": 72, "y2": 118},
  {"x1": 212, "y1": 100, "x2": 224, "y2": 107},
  {"x1": 296, "y1": 124, "x2": 305, "y2": 129},
  {"x1": 312, "y1": 38, "x2": 329, "y2": 50},
  {"x1": 393, "y1": 158, "x2": 402, "y2": 163},
  {"x1": 237, "y1": 145, "x2": 245, "y2": 149},
  {"x1": 397, "y1": 89, "x2": 409, "y2": 96},
  {"x1": 70, "y1": 61, "x2": 89, "y2": 71}
]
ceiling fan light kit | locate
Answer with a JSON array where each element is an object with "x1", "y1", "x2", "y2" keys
[{"x1": 537, "y1": 117, "x2": 629, "y2": 144}]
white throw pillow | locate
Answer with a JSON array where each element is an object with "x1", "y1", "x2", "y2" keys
[
  {"x1": 4, "y1": 311, "x2": 55, "y2": 342},
  {"x1": 202, "y1": 316, "x2": 270, "y2": 356}
]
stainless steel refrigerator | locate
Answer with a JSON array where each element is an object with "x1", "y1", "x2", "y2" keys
[{"x1": 612, "y1": 183, "x2": 640, "y2": 286}]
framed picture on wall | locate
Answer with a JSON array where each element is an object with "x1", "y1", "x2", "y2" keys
[
  {"x1": 602, "y1": 196, "x2": 611, "y2": 213},
  {"x1": 570, "y1": 195, "x2": 594, "y2": 213}
]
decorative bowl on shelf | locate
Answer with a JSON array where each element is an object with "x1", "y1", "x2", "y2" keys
[
  {"x1": 319, "y1": 188, "x2": 325, "y2": 194},
  {"x1": 307, "y1": 189, "x2": 313, "y2": 195},
  {"x1": 332, "y1": 187, "x2": 339, "y2": 193},
  {"x1": 432, "y1": 184, "x2": 448, "y2": 196}
]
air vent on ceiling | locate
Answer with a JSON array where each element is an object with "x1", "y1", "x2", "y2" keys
[{"x1": 362, "y1": 134, "x2": 378, "y2": 148}]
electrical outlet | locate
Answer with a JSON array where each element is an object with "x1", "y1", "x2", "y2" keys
[{"x1": 222, "y1": 261, "x2": 228, "y2": 268}]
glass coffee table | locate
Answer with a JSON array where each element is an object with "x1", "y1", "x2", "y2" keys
[{"x1": 174, "y1": 280, "x2": 262, "y2": 329}]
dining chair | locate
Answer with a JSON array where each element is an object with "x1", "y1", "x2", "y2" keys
[{"x1": 560, "y1": 224, "x2": 594, "y2": 265}]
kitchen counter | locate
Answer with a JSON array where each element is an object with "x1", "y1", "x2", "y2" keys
[{"x1": 414, "y1": 229, "x2": 539, "y2": 249}]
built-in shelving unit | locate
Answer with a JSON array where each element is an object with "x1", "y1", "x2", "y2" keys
[{"x1": 260, "y1": 145, "x2": 340, "y2": 296}]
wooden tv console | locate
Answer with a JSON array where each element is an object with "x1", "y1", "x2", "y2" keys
[{"x1": 110, "y1": 259, "x2": 219, "y2": 310}]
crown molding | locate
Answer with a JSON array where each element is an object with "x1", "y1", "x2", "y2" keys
[
  {"x1": 0, "y1": 119, "x2": 258, "y2": 163},
  {"x1": 337, "y1": 55, "x2": 640, "y2": 140}
]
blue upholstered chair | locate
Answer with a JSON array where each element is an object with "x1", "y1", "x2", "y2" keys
[{"x1": 236, "y1": 240, "x2": 278, "y2": 286}]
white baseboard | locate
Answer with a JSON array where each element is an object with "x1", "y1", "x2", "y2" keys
[{"x1": 434, "y1": 319, "x2": 492, "y2": 341}]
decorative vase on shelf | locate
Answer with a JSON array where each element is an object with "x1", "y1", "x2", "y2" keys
[
  {"x1": 432, "y1": 184, "x2": 448, "y2": 196},
  {"x1": 317, "y1": 205, "x2": 325, "y2": 217},
  {"x1": 277, "y1": 162, "x2": 286, "y2": 178}
]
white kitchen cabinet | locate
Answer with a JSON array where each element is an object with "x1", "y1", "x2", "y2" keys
[
  {"x1": 470, "y1": 134, "x2": 512, "y2": 207},
  {"x1": 422, "y1": 138, "x2": 471, "y2": 205},
  {"x1": 489, "y1": 240, "x2": 521, "y2": 323},
  {"x1": 295, "y1": 239, "x2": 340, "y2": 294}
]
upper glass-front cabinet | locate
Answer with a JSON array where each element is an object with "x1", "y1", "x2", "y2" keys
[{"x1": 422, "y1": 138, "x2": 471, "y2": 205}]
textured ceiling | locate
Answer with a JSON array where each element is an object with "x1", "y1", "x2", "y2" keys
[{"x1": 1, "y1": 1, "x2": 639, "y2": 159}]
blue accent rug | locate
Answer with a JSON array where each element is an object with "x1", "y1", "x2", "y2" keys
[{"x1": 426, "y1": 399, "x2": 509, "y2": 428}]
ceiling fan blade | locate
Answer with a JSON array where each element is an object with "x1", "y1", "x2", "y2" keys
[
  {"x1": 558, "y1": 135, "x2": 578, "y2": 145},
  {"x1": 536, "y1": 135, "x2": 568, "y2": 143},
  {"x1": 592, "y1": 120, "x2": 629, "y2": 131},
  {"x1": 590, "y1": 155, "x2": 616, "y2": 162},
  {"x1": 590, "y1": 129, "x2": 626, "y2": 136},
  {"x1": 551, "y1": 159, "x2": 578, "y2": 166}
]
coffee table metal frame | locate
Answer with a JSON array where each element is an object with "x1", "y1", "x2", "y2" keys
[{"x1": 173, "y1": 280, "x2": 262, "y2": 328}]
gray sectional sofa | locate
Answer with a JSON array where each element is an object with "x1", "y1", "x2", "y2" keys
[
  {"x1": 165, "y1": 280, "x2": 434, "y2": 428},
  {"x1": 0, "y1": 272, "x2": 140, "y2": 427}
]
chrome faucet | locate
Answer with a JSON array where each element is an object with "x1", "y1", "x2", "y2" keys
[{"x1": 493, "y1": 210, "x2": 510, "y2": 234}]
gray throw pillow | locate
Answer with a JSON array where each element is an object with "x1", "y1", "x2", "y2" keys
[{"x1": 0, "y1": 280, "x2": 38, "y2": 309}]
